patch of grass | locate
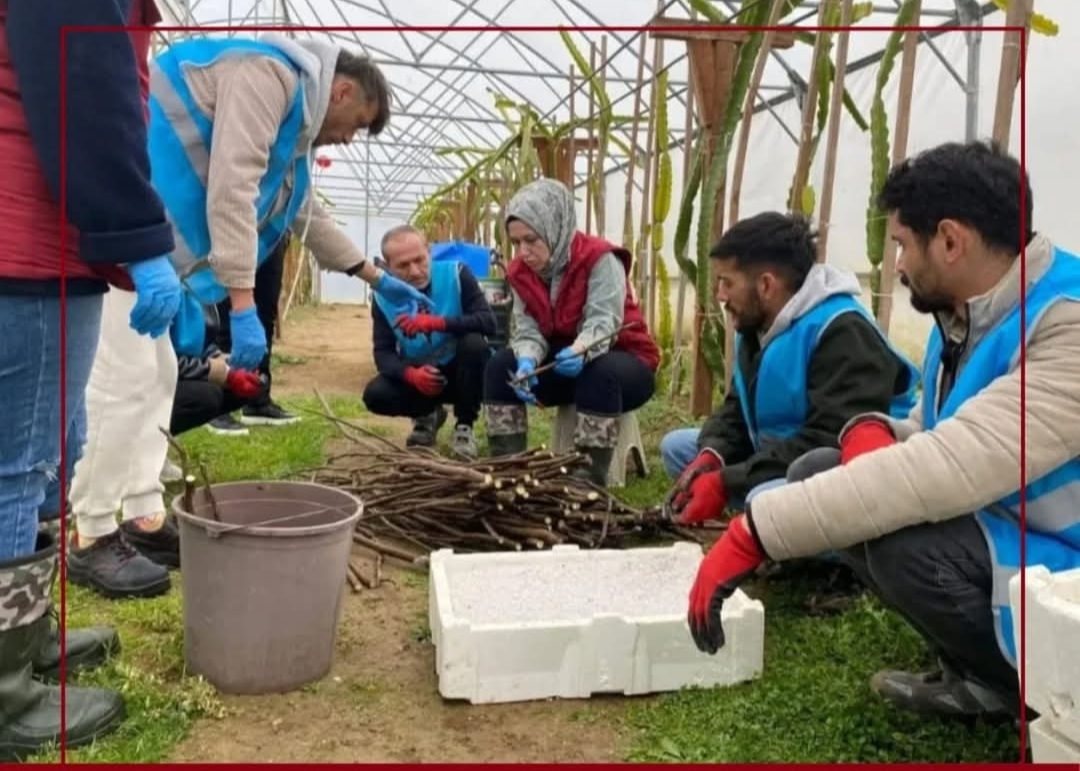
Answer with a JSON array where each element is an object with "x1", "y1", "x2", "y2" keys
[
  {"x1": 49, "y1": 394, "x2": 368, "y2": 763},
  {"x1": 603, "y1": 403, "x2": 1019, "y2": 764},
  {"x1": 619, "y1": 575, "x2": 1021, "y2": 763},
  {"x1": 52, "y1": 390, "x2": 1019, "y2": 764}
]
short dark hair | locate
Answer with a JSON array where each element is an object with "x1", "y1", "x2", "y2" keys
[
  {"x1": 335, "y1": 50, "x2": 392, "y2": 135},
  {"x1": 876, "y1": 139, "x2": 1033, "y2": 255},
  {"x1": 709, "y1": 211, "x2": 818, "y2": 291}
]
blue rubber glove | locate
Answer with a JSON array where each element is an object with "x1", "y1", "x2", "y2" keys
[
  {"x1": 373, "y1": 271, "x2": 433, "y2": 316},
  {"x1": 512, "y1": 357, "x2": 538, "y2": 404},
  {"x1": 553, "y1": 346, "x2": 586, "y2": 378},
  {"x1": 126, "y1": 255, "x2": 181, "y2": 338},
  {"x1": 228, "y1": 306, "x2": 267, "y2": 371}
]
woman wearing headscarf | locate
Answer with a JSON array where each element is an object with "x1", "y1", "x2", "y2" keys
[{"x1": 481, "y1": 178, "x2": 661, "y2": 486}]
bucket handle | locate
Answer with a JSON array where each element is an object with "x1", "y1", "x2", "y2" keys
[{"x1": 187, "y1": 501, "x2": 359, "y2": 538}]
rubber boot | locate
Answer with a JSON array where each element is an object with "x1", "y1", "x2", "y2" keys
[
  {"x1": 0, "y1": 532, "x2": 126, "y2": 761},
  {"x1": 32, "y1": 607, "x2": 120, "y2": 684},
  {"x1": 488, "y1": 432, "x2": 527, "y2": 457},
  {"x1": 483, "y1": 403, "x2": 528, "y2": 457},
  {"x1": 571, "y1": 410, "x2": 620, "y2": 487},
  {"x1": 573, "y1": 446, "x2": 615, "y2": 487}
]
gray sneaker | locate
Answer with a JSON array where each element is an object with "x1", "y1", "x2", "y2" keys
[
  {"x1": 451, "y1": 424, "x2": 478, "y2": 459},
  {"x1": 870, "y1": 662, "x2": 1013, "y2": 721}
]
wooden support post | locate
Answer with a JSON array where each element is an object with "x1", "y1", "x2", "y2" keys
[
  {"x1": 992, "y1": 0, "x2": 1034, "y2": 149},
  {"x1": 875, "y1": 0, "x2": 921, "y2": 334},
  {"x1": 648, "y1": 18, "x2": 794, "y2": 416}
]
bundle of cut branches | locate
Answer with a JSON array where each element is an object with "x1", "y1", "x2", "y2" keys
[
  {"x1": 291, "y1": 393, "x2": 722, "y2": 588},
  {"x1": 308, "y1": 444, "x2": 710, "y2": 560}
]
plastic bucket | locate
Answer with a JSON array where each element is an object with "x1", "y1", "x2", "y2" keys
[{"x1": 171, "y1": 480, "x2": 362, "y2": 695}]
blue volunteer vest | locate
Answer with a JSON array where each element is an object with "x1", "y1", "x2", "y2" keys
[
  {"x1": 920, "y1": 247, "x2": 1080, "y2": 666},
  {"x1": 373, "y1": 260, "x2": 462, "y2": 365},
  {"x1": 733, "y1": 293, "x2": 920, "y2": 450},
  {"x1": 147, "y1": 37, "x2": 313, "y2": 356}
]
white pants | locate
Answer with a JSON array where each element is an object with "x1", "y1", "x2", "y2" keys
[{"x1": 69, "y1": 288, "x2": 178, "y2": 539}]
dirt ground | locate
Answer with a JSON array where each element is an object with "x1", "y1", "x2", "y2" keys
[
  {"x1": 167, "y1": 303, "x2": 639, "y2": 763},
  {"x1": 266, "y1": 303, "x2": 378, "y2": 398}
]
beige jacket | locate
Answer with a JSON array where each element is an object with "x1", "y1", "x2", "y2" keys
[
  {"x1": 179, "y1": 41, "x2": 364, "y2": 289},
  {"x1": 748, "y1": 234, "x2": 1080, "y2": 560}
]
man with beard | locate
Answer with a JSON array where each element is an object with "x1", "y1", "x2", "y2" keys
[
  {"x1": 683, "y1": 140, "x2": 1080, "y2": 726},
  {"x1": 659, "y1": 211, "x2": 919, "y2": 526}
]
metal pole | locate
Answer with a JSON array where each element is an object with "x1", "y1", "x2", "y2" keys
[
  {"x1": 952, "y1": 0, "x2": 983, "y2": 141},
  {"x1": 363, "y1": 136, "x2": 372, "y2": 305}
]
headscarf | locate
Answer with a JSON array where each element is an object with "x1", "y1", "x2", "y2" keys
[{"x1": 505, "y1": 178, "x2": 577, "y2": 280}]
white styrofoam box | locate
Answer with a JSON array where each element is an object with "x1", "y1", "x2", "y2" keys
[
  {"x1": 428, "y1": 541, "x2": 764, "y2": 705},
  {"x1": 1030, "y1": 716, "x2": 1080, "y2": 764},
  {"x1": 1009, "y1": 566, "x2": 1080, "y2": 745}
]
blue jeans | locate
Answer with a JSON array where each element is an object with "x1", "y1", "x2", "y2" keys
[
  {"x1": 658, "y1": 427, "x2": 786, "y2": 506},
  {"x1": 659, "y1": 427, "x2": 842, "y2": 561},
  {"x1": 0, "y1": 294, "x2": 102, "y2": 560}
]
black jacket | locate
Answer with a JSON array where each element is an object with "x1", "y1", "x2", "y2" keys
[{"x1": 698, "y1": 310, "x2": 912, "y2": 500}]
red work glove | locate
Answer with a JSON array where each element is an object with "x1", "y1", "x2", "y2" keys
[
  {"x1": 224, "y1": 368, "x2": 265, "y2": 399},
  {"x1": 688, "y1": 514, "x2": 765, "y2": 654},
  {"x1": 675, "y1": 465, "x2": 729, "y2": 526},
  {"x1": 840, "y1": 419, "x2": 896, "y2": 464},
  {"x1": 664, "y1": 449, "x2": 723, "y2": 519},
  {"x1": 403, "y1": 365, "x2": 446, "y2": 397},
  {"x1": 395, "y1": 313, "x2": 447, "y2": 338}
]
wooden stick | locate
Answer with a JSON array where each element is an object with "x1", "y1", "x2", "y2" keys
[{"x1": 505, "y1": 321, "x2": 643, "y2": 385}]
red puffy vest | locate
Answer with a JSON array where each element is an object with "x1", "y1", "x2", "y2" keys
[
  {"x1": 0, "y1": 0, "x2": 160, "y2": 290},
  {"x1": 506, "y1": 231, "x2": 661, "y2": 371}
]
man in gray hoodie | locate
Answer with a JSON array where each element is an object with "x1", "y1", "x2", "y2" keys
[
  {"x1": 660, "y1": 211, "x2": 919, "y2": 525},
  {"x1": 66, "y1": 34, "x2": 430, "y2": 600}
]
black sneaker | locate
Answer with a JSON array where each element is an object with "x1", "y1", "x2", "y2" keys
[
  {"x1": 406, "y1": 406, "x2": 447, "y2": 448},
  {"x1": 66, "y1": 530, "x2": 171, "y2": 600},
  {"x1": 120, "y1": 516, "x2": 180, "y2": 569},
  {"x1": 207, "y1": 413, "x2": 249, "y2": 436},
  {"x1": 240, "y1": 401, "x2": 299, "y2": 426},
  {"x1": 870, "y1": 663, "x2": 1014, "y2": 722}
]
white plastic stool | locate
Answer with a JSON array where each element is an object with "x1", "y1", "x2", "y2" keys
[{"x1": 549, "y1": 405, "x2": 648, "y2": 488}]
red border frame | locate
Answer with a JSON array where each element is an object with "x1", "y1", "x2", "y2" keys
[{"x1": 53, "y1": 19, "x2": 1038, "y2": 768}]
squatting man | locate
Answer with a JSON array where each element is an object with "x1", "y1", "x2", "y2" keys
[
  {"x1": 363, "y1": 225, "x2": 497, "y2": 459},
  {"x1": 659, "y1": 209, "x2": 919, "y2": 530},
  {"x1": 680, "y1": 139, "x2": 1080, "y2": 726}
]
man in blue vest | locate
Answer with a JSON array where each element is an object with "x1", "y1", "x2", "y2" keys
[
  {"x1": 66, "y1": 34, "x2": 433, "y2": 600},
  {"x1": 684, "y1": 140, "x2": 1080, "y2": 725},
  {"x1": 363, "y1": 225, "x2": 497, "y2": 459},
  {"x1": 660, "y1": 211, "x2": 919, "y2": 526}
]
